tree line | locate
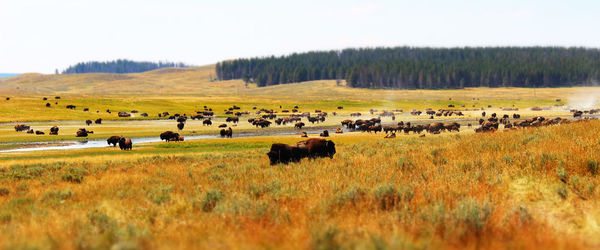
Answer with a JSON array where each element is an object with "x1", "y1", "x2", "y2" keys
[
  {"x1": 216, "y1": 47, "x2": 600, "y2": 89},
  {"x1": 62, "y1": 59, "x2": 188, "y2": 74}
]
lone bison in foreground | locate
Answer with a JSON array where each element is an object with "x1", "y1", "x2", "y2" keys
[
  {"x1": 267, "y1": 138, "x2": 336, "y2": 165},
  {"x1": 119, "y1": 138, "x2": 132, "y2": 150},
  {"x1": 266, "y1": 143, "x2": 308, "y2": 165},
  {"x1": 107, "y1": 136, "x2": 123, "y2": 147}
]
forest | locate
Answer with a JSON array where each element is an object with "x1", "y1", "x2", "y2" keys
[
  {"x1": 216, "y1": 47, "x2": 600, "y2": 89},
  {"x1": 62, "y1": 59, "x2": 188, "y2": 74}
]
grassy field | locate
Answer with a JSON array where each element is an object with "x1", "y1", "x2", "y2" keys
[
  {"x1": 0, "y1": 121, "x2": 599, "y2": 249},
  {"x1": 0, "y1": 65, "x2": 595, "y2": 124},
  {"x1": 1, "y1": 68, "x2": 600, "y2": 249}
]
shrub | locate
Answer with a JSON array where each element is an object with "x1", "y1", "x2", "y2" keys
[
  {"x1": 0, "y1": 187, "x2": 9, "y2": 196},
  {"x1": 453, "y1": 199, "x2": 493, "y2": 233},
  {"x1": 557, "y1": 185, "x2": 568, "y2": 199},
  {"x1": 202, "y1": 190, "x2": 223, "y2": 212},
  {"x1": 311, "y1": 226, "x2": 342, "y2": 250},
  {"x1": 148, "y1": 185, "x2": 173, "y2": 205},
  {"x1": 40, "y1": 189, "x2": 73, "y2": 206},
  {"x1": 61, "y1": 167, "x2": 88, "y2": 183},
  {"x1": 329, "y1": 186, "x2": 367, "y2": 209},
  {"x1": 374, "y1": 185, "x2": 413, "y2": 211},
  {"x1": 586, "y1": 159, "x2": 599, "y2": 175}
]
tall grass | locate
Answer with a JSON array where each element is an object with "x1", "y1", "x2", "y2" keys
[{"x1": 0, "y1": 120, "x2": 599, "y2": 249}]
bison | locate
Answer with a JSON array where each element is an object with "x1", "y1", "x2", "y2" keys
[
  {"x1": 220, "y1": 127, "x2": 233, "y2": 138},
  {"x1": 118, "y1": 138, "x2": 132, "y2": 150},
  {"x1": 177, "y1": 122, "x2": 185, "y2": 130},
  {"x1": 160, "y1": 131, "x2": 179, "y2": 141},
  {"x1": 203, "y1": 119, "x2": 213, "y2": 126},
  {"x1": 295, "y1": 122, "x2": 305, "y2": 129},
  {"x1": 86, "y1": 120, "x2": 92, "y2": 126},
  {"x1": 107, "y1": 136, "x2": 123, "y2": 147},
  {"x1": 320, "y1": 130, "x2": 329, "y2": 137},
  {"x1": 266, "y1": 143, "x2": 308, "y2": 165},
  {"x1": 14, "y1": 124, "x2": 30, "y2": 132},
  {"x1": 297, "y1": 138, "x2": 336, "y2": 159},
  {"x1": 49, "y1": 126, "x2": 59, "y2": 135},
  {"x1": 76, "y1": 128, "x2": 92, "y2": 137}
]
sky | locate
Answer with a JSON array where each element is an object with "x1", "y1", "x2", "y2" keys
[{"x1": 1, "y1": 0, "x2": 599, "y2": 73}]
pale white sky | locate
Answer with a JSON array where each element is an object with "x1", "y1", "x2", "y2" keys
[{"x1": 1, "y1": 0, "x2": 599, "y2": 73}]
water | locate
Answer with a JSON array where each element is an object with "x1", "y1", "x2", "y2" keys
[{"x1": 0, "y1": 130, "x2": 320, "y2": 153}]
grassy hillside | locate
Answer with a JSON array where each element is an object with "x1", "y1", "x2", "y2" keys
[
  {"x1": 0, "y1": 120, "x2": 599, "y2": 249},
  {"x1": 2, "y1": 65, "x2": 599, "y2": 123}
]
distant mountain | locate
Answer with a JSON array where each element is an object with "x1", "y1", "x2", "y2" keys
[
  {"x1": 62, "y1": 59, "x2": 190, "y2": 74},
  {"x1": 0, "y1": 73, "x2": 19, "y2": 78}
]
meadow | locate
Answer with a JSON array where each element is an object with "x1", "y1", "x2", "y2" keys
[
  {"x1": 1, "y1": 67, "x2": 600, "y2": 249},
  {"x1": 0, "y1": 121, "x2": 600, "y2": 249}
]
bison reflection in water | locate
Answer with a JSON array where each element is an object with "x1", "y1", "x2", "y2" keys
[{"x1": 267, "y1": 138, "x2": 336, "y2": 165}]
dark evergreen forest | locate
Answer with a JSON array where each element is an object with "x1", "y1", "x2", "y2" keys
[
  {"x1": 62, "y1": 59, "x2": 188, "y2": 74},
  {"x1": 216, "y1": 47, "x2": 600, "y2": 89}
]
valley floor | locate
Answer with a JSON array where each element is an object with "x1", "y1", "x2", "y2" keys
[{"x1": 0, "y1": 120, "x2": 599, "y2": 249}]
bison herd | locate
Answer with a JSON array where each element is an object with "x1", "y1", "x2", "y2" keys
[{"x1": 8, "y1": 101, "x2": 600, "y2": 164}]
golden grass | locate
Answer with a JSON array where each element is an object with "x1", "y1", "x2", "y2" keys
[
  {"x1": 0, "y1": 121, "x2": 599, "y2": 249},
  {"x1": 1, "y1": 66, "x2": 600, "y2": 249}
]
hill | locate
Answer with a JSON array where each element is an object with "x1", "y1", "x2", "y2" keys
[
  {"x1": 0, "y1": 65, "x2": 230, "y2": 96},
  {"x1": 61, "y1": 59, "x2": 189, "y2": 74}
]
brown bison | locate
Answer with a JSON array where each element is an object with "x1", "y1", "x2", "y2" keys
[
  {"x1": 177, "y1": 122, "x2": 185, "y2": 130},
  {"x1": 49, "y1": 126, "x2": 59, "y2": 135},
  {"x1": 220, "y1": 127, "x2": 233, "y2": 138},
  {"x1": 320, "y1": 130, "x2": 329, "y2": 137},
  {"x1": 76, "y1": 128, "x2": 92, "y2": 137},
  {"x1": 297, "y1": 138, "x2": 336, "y2": 159},
  {"x1": 203, "y1": 119, "x2": 212, "y2": 126},
  {"x1": 267, "y1": 138, "x2": 336, "y2": 165},
  {"x1": 14, "y1": 124, "x2": 30, "y2": 132},
  {"x1": 295, "y1": 122, "x2": 305, "y2": 129},
  {"x1": 35, "y1": 130, "x2": 45, "y2": 135},
  {"x1": 107, "y1": 136, "x2": 123, "y2": 147},
  {"x1": 300, "y1": 132, "x2": 308, "y2": 137},
  {"x1": 95, "y1": 118, "x2": 102, "y2": 124},
  {"x1": 226, "y1": 117, "x2": 239, "y2": 123},
  {"x1": 218, "y1": 123, "x2": 227, "y2": 128},
  {"x1": 86, "y1": 120, "x2": 92, "y2": 126},
  {"x1": 266, "y1": 143, "x2": 308, "y2": 165},
  {"x1": 160, "y1": 131, "x2": 179, "y2": 141},
  {"x1": 118, "y1": 138, "x2": 132, "y2": 150},
  {"x1": 335, "y1": 128, "x2": 343, "y2": 134}
]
